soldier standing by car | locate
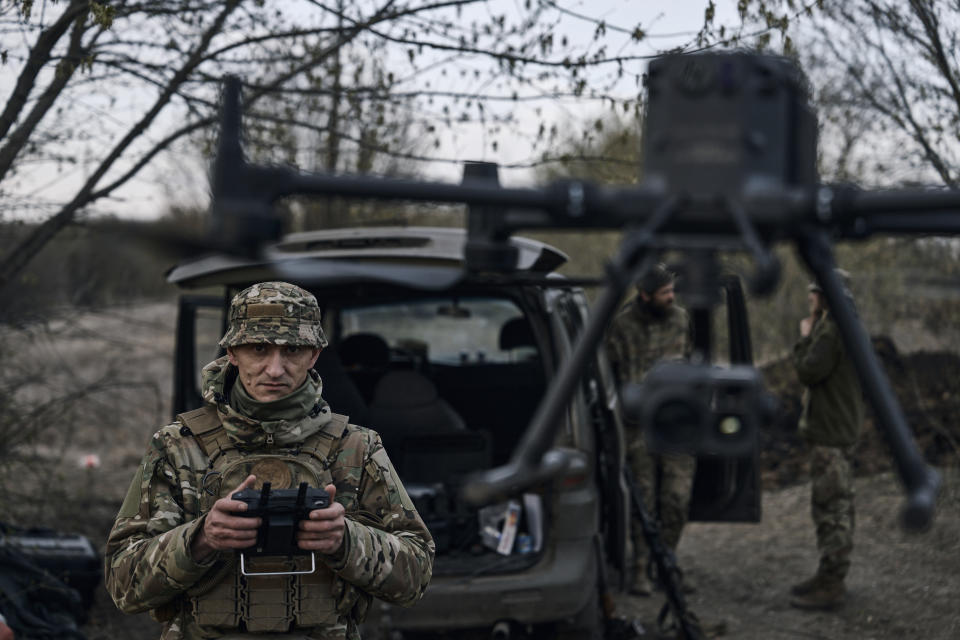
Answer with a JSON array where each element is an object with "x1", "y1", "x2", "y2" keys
[
  {"x1": 790, "y1": 270, "x2": 863, "y2": 611},
  {"x1": 605, "y1": 263, "x2": 694, "y2": 596},
  {"x1": 104, "y1": 281, "x2": 434, "y2": 639}
]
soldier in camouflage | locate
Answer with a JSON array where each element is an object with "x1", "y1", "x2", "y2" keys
[
  {"x1": 789, "y1": 272, "x2": 863, "y2": 611},
  {"x1": 604, "y1": 264, "x2": 694, "y2": 596},
  {"x1": 105, "y1": 281, "x2": 434, "y2": 639}
]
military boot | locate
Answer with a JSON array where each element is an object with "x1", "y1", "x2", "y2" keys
[
  {"x1": 789, "y1": 579, "x2": 846, "y2": 611},
  {"x1": 789, "y1": 573, "x2": 825, "y2": 596}
]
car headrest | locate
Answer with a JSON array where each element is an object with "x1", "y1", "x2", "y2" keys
[
  {"x1": 499, "y1": 316, "x2": 535, "y2": 351},
  {"x1": 338, "y1": 332, "x2": 390, "y2": 368}
]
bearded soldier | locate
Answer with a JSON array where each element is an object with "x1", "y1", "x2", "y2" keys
[
  {"x1": 789, "y1": 271, "x2": 863, "y2": 610},
  {"x1": 605, "y1": 263, "x2": 694, "y2": 596},
  {"x1": 105, "y1": 282, "x2": 434, "y2": 639}
]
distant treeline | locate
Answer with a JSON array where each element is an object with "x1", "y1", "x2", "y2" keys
[
  {"x1": 529, "y1": 231, "x2": 960, "y2": 362},
  {"x1": 3, "y1": 215, "x2": 960, "y2": 362},
  {"x1": 0, "y1": 219, "x2": 179, "y2": 323},
  {"x1": 0, "y1": 202, "x2": 467, "y2": 324},
  {"x1": 740, "y1": 238, "x2": 960, "y2": 362}
]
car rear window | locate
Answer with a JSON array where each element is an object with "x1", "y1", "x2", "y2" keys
[{"x1": 340, "y1": 297, "x2": 535, "y2": 365}]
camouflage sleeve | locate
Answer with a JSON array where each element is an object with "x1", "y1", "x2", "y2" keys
[
  {"x1": 605, "y1": 312, "x2": 628, "y2": 386},
  {"x1": 680, "y1": 306, "x2": 694, "y2": 359},
  {"x1": 324, "y1": 429, "x2": 434, "y2": 607},
  {"x1": 793, "y1": 318, "x2": 840, "y2": 386},
  {"x1": 104, "y1": 426, "x2": 217, "y2": 614}
]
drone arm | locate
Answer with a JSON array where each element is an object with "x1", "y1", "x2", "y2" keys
[
  {"x1": 461, "y1": 202, "x2": 678, "y2": 505},
  {"x1": 461, "y1": 251, "x2": 651, "y2": 505},
  {"x1": 815, "y1": 184, "x2": 960, "y2": 238}
]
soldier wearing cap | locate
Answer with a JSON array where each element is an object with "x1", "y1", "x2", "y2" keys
[
  {"x1": 605, "y1": 263, "x2": 695, "y2": 596},
  {"x1": 789, "y1": 269, "x2": 863, "y2": 610},
  {"x1": 104, "y1": 282, "x2": 434, "y2": 639}
]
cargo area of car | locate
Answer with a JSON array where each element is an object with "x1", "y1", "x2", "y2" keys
[
  {"x1": 313, "y1": 296, "x2": 552, "y2": 574},
  {"x1": 390, "y1": 360, "x2": 550, "y2": 575}
]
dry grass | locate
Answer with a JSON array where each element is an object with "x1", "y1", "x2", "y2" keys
[{"x1": 1, "y1": 302, "x2": 177, "y2": 540}]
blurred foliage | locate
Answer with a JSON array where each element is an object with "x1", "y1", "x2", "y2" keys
[
  {"x1": 0, "y1": 220, "x2": 178, "y2": 324},
  {"x1": 527, "y1": 113, "x2": 640, "y2": 285},
  {"x1": 282, "y1": 197, "x2": 464, "y2": 233},
  {"x1": 0, "y1": 305, "x2": 169, "y2": 539},
  {"x1": 737, "y1": 237, "x2": 960, "y2": 364}
]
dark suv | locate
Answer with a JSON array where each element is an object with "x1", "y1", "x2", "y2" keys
[{"x1": 168, "y1": 226, "x2": 759, "y2": 638}]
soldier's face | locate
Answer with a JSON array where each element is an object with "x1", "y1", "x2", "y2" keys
[
  {"x1": 808, "y1": 291, "x2": 825, "y2": 315},
  {"x1": 641, "y1": 282, "x2": 675, "y2": 311},
  {"x1": 227, "y1": 343, "x2": 321, "y2": 402}
]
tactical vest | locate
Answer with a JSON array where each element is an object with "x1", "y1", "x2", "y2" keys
[{"x1": 178, "y1": 405, "x2": 348, "y2": 635}]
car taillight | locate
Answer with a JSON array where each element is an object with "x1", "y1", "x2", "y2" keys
[
  {"x1": 559, "y1": 469, "x2": 589, "y2": 490},
  {"x1": 554, "y1": 449, "x2": 590, "y2": 490}
]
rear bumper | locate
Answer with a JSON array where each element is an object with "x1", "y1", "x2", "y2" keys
[
  {"x1": 371, "y1": 485, "x2": 600, "y2": 631},
  {"x1": 375, "y1": 536, "x2": 597, "y2": 631}
]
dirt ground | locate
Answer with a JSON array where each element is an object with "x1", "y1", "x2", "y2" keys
[
  {"x1": 614, "y1": 470, "x2": 960, "y2": 640},
  {"x1": 2, "y1": 302, "x2": 958, "y2": 640}
]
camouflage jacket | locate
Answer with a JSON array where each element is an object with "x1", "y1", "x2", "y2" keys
[
  {"x1": 104, "y1": 357, "x2": 434, "y2": 639},
  {"x1": 793, "y1": 312, "x2": 864, "y2": 447},
  {"x1": 605, "y1": 300, "x2": 692, "y2": 388}
]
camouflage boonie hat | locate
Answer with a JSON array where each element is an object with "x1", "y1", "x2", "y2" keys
[{"x1": 219, "y1": 281, "x2": 328, "y2": 348}]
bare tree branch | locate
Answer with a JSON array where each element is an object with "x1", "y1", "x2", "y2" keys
[
  {"x1": 807, "y1": 0, "x2": 960, "y2": 184},
  {"x1": 906, "y1": 0, "x2": 960, "y2": 134},
  {"x1": 0, "y1": 0, "x2": 759, "y2": 292},
  {"x1": 0, "y1": 13, "x2": 102, "y2": 181},
  {"x1": 0, "y1": 0, "x2": 244, "y2": 290},
  {"x1": 0, "y1": 0, "x2": 89, "y2": 141}
]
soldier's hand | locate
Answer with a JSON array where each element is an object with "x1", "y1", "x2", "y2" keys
[
  {"x1": 192, "y1": 474, "x2": 262, "y2": 561},
  {"x1": 800, "y1": 316, "x2": 814, "y2": 337},
  {"x1": 298, "y1": 484, "x2": 345, "y2": 555}
]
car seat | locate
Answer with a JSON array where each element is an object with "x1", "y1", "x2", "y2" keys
[
  {"x1": 499, "y1": 316, "x2": 537, "y2": 361},
  {"x1": 365, "y1": 370, "x2": 478, "y2": 478},
  {"x1": 338, "y1": 332, "x2": 391, "y2": 403},
  {"x1": 312, "y1": 346, "x2": 368, "y2": 425}
]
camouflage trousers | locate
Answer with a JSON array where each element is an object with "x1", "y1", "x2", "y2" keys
[
  {"x1": 809, "y1": 444, "x2": 856, "y2": 583},
  {"x1": 626, "y1": 434, "x2": 696, "y2": 575}
]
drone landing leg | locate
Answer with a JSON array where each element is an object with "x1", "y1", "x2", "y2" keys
[{"x1": 796, "y1": 230, "x2": 941, "y2": 531}]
